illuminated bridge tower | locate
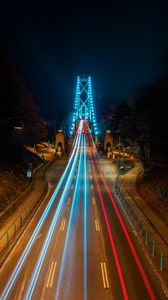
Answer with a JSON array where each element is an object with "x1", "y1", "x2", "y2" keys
[{"x1": 70, "y1": 76, "x2": 98, "y2": 135}]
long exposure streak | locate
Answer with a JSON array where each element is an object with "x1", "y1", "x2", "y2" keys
[
  {"x1": 0, "y1": 132, "x2": 80, "y2": 300},
  {"x1": 89, "y1": 150, "x2": 129, "y2": 300},
  {"x1": 55, "y1": 133, "x2": 83, "y2": 299},
  {"x1": 24, "y1": 130, "x2": 83, "y2": 299},
  {"x1": 0, "y1": 74, "x2": 164, "y2": 300},
  {"x1": 90, "y1": 134, "x2": 156, "y2": 300},
  {"x1": 83, "y1": 134, "x2": 88, "y2": 300}
]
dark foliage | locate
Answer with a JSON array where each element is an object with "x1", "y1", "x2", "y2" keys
[
  {"x1": 0, "y1": 44, "x2": 48, "y2": 165},
  {"x1": 100, "y1": 75, "x2": 168, "y2": 168}
]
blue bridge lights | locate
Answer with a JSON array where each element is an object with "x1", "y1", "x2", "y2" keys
[{"x1": 70, "y1": 76, "x2": 98, "y2": 136}]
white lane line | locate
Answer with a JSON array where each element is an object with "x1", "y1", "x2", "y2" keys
[
  {"x1": 46, "y1": 261, "x2": 54, "y2": 288},
  {"x1": 90, "y1": 175, "x2": 92, "y2": 180},
  {"x1": 103, "y1": 262, "x2": 110, "y2": 288},
  {"x1": 91, "y1": 184, "x2": 94, "y2": 190},
  {"x1": 60, "y1": 218, "x2": 66, "y2": 231},
  {"x1": 92, "y1": 197, "x2": 96, "y2": 205},
  {"x1": 49, "y1": 261, "x2": 57, "y2": 288},
  {"x1": 62, "y1": 218, "x2": 66, "y2": 231},
  {"x1": 71, "y1": 184, "x2": 74, "y2": 190},
  {"x1": 95, "y1": 219, "x2": 100, "y2": 232},
  {"x1": 46, "y1": 261, "x2": 57, "y2": 288},
  {"x1": 100, "y1": 262, "x2": 109, "y2": 289},
  {"x1": 67, "y1": 197, "x2": 71, "y2": 205},
  {"x1": 74, "y1": 175, "x2": 76, "y2": 179},
  {"x1": 17, "y1": 270, "x2": 28, "y2": 300},
  {"x1": 100, "y1": 262, "x2": 106, "y2": 288}
]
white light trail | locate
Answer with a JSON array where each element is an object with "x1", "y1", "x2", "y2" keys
[
  {"x1": 24, "y1": 131, "x2": 82, "y2": 300},
  {"x1": 0, "y1": 131, "x2": 80, "y2": 300},
  {"x1": 55, "y1": 134, "x2": 83, "y2": 299}
]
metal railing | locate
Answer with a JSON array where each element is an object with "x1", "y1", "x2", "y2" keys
[
  {"x1": 0, "y1": 159, "x2": 57, "y2": 259},
  {"x1": 0, "y1": 182, "x2": 47, "y2": 257},
  {"x1": 114, "y1": 181, "x2": 168, "y2": 279}
]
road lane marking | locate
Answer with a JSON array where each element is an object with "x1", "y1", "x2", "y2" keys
[
  {"x1": 62, "y1": 218, "x2": 66, "y2": 231},
  {"x1": 100, "y1": 262, "x2": 109, "y2": 289},
  {"x1": 91, "y1": 184, "x2": 94, "y2": 190},
  {"x1": 46, "y1": 261, "x2": 54, "y2": 288},
  {"x1": 17, "y1": 270, "x2": 28, "y2": 300},
  {"x1": 35, "y1": 233, "x2": 43, "y2": 242},
  {"x1": 71, "y1": 184, "x2": 74, "y2": 190},
  {"x1": 100, "y1": 262, "x2": 106, "y2": 288},
  {"x1": 90, "y1": 175, "x2": 92, "y2": 180},
  {"x1": 103, "y1": 262, "x2": 110, "y2": 288},
  {"x1": 67, "y1": 197, "x2": 71, "y2": 205},
  {"x1": 74, "y1": 175, "x2": 76, "y2": 179},
  {"x1": 95, "y1": 219, "x2": 100, "y2": 232},
  {"x1": 92, "y1": 197, "x2": 96, "y2": 205},
  {"x1": 60, "y1": 218, "x2": 66, "y2": 231},
  {"x1": 49, "y1": 261, "x2": 57, "y2": 287},
  {"x1": 46, "y1": 261, "x2": 57, "y2": 288}
]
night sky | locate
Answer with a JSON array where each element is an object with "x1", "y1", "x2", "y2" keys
[{"x1": 1, "y1": 0, "x2": 168, "y2": 117}]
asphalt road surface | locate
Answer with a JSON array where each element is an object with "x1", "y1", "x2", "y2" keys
[{"x1": 0, "y1": 120, "x2": 167, "y2": 300}]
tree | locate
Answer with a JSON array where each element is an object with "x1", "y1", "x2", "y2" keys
[
  {"x1": 0, "y1": 43, "x2": 48, "y2": 164},
  {"x1": 100, "y1": 75, "x2": 168, "y2": 167}
]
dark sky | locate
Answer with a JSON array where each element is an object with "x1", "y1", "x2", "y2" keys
[{"x1": 1, "y1": 0, "x2": 168, "y2": 117}]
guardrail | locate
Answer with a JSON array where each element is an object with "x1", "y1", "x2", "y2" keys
[
  {"x1": 0, "y1": 161, "x2": 45, "y2": 222},
  {"x1": 114, "y1": 180, "x2": 168, "y2": 283},
  {"x1": 0, "y1": 158, "x2": 60, "y2": 260},
  {"x1": 0, "y1": 181, "x2": 47, "y2": 257},
  {"x1": 0, "y1": 160, "x2": 52, "y2": 259}
]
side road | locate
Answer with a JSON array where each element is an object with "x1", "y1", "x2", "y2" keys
[
  {"x1": 121, "y1": 160, "x2": 168, "y2": 246},
  {"x1": 0, "y1": 163, "x2": 47, "y2": 236},
  {"x1": 0, "y1": 159, "x2": 67, "y2": 256}
]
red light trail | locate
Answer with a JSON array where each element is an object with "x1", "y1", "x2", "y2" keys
[
  {"x1": 88, "y1": 133, "x2": 156, "y2": 300},
  {"x1": 90, "y1": 151, "x2": 129, "y2": 300}
]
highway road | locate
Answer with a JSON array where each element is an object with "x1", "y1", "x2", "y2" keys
[{"x1": 0, "y1": 120, "x2": 167, "y2": 300}]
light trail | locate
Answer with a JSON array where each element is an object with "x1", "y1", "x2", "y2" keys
[
  {"x1": 89, "y1": 150, "x2": 128, "y2": 300},
  {"x1": 0, "y1": 128, "x2": 81, "y2": 300},
  {"x1": 55, "y1": 134, "x2": 84, "y2": 299},
  {"x1": 83, "y1": 134, "x2": 88, "y2": 300},
  {"x1": 24, "y1": 129, "x2": 83, "y2": 299},
  {"x1": 89, "y1": 133, "x2": 156, "y2": 300}
]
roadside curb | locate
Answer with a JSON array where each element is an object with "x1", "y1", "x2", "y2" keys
[
  {"x1": 113, "y1": 161, "x2": 168, "y2": 291},
  {"x1": 0, "y1": 159, "x2": 55, "y2": 233},
  {"x1": 0, "y1": 158, "x2": 68, "y2": 263},
  {"x1": 119, "y1": 162, "x2": 168, "y2": 250},
  {"x1": 0, "y1": 160, "x2": 53, "y2": 224},
  {"x1": 0, "y1": 180, "x2": 48, "y2": 267},
  {"x1": 99, "y1": 158, "x2": 168, "y2": 292},
  {"x1": 0, "y1": 159, "x2": 58, "y2": 262}
]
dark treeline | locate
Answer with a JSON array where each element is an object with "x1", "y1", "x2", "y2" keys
[
  {"x1": 0, "y1": 44, "x2": 48, "y2": 165},
  {"x1": 100, "y1": 76, "x2": 168, "y2": 170}
]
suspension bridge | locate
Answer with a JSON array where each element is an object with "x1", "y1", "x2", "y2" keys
[{"x1": 0, "y1": 76, "x2": 164, "y2": 300}]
